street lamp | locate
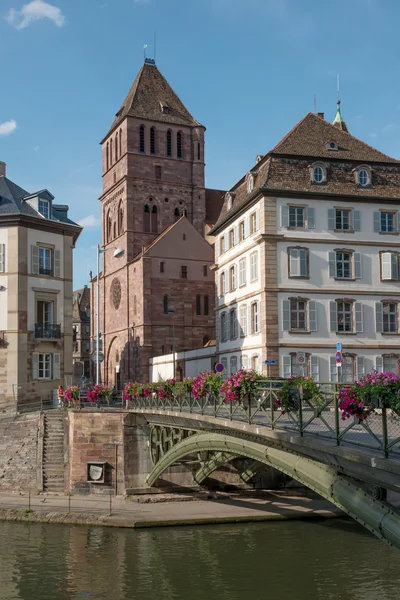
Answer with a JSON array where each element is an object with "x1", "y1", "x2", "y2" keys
[
  {"x1": 167, "y1": 309, "x2": 175, "y2": 379},
  {"x1": 95, "y1": 244, "x2": 124, "y2": 385}
]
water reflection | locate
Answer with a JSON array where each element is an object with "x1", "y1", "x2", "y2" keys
[{"x1": 0, "y1": 519, "x2": 399, "y2": 600}]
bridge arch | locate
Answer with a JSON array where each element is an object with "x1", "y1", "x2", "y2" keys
[{"x1": 146, "y1": 431, "x2": 400, "y2": 551}]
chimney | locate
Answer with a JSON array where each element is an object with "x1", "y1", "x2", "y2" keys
[
  {"x1": 317, "y1": 112, "x2": 325, "y2": 119},
  {"x1": 0, "y1": 162, "x2": 6, "y2": 177},
  {"x1": 53, "y1": 204, "x2": 69, "y2": 218}
]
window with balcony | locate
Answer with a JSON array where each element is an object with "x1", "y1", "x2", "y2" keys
[
  {"x1": 35, "y1": 300, "x2": 60, "y2": 339},
  {"x1": 328, "y1": 250, "x2": 361, "y2": 279}
]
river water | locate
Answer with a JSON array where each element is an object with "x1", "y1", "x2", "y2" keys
[{"x1": 0, "y1": 519, "x2": 399, "y2": 600}]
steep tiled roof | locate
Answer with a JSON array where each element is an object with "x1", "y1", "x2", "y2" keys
[
  {"x1": 73, "y1": 287, "x2": 90, "y2": 322},
  {"x1": 105, "y1": 62, "x2": 202, "y2": 138},
  {"x1": 205, "y1": 188, "x2": 225, "y2": 226}
]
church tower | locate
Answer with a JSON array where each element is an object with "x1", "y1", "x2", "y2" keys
[{"x1": 99, "y1": 58, "x2": 206, "y2": 262}]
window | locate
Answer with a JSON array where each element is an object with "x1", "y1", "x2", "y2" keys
[
  {"x1": 220, "y1": 312, "x2": 227, "y2": 342},
  {"x1": 32, "y1": 352, "x2": 60, "y2": 380},
  {"x1": 177, "y1": 132, "x2": 182, "y2": 158},
  {"x1": 250, "y1": 252, "x2": 258, "y2": 282},
  {"x1": 381, "y1": 252, "x2": 400, "y2": 281},
  {"x1": 155, "y1": 165, "x2": 162, "y2": 180},
  {"x1": 197, "y1": 143, "x2": 201, "y2": 160},
  {"x1": 115, "y1": 132, "x2": 118, "y2": 161},
  {"x1": 181, "y1": 265, "x2": 188, "y2": 279},
  {"x1": 204, "y1": 295, "x2": 209, "y2": 316},
  {"x1": 227, "y1": 195, "x2": 233, "y2": 211},
  {"x1": 376, "y1": 301, "x2": 398, "y2": 333},
  {"x1": 133, "y1": 295, "x2": 137, "y2": 315},
  {"x1": 221, "y1": 357, "x2": 228, "y2": 374},
  {"x1": 220, "y1": 271, "x2": 226, "y2": 296},
  {"x1": 163, "y1": 295, "x2": 169, "y2": 314},
  {"x1": 377, "y1": 212, "x2": 396, "y2": 233},
  {"x1": 383, "y1": 356, "x2": 399, "y2": 374},
  {"x1": 39, "y1": 353, "x2": 52, "y2": 379},
  {"x1": 251, "y1": 354, "x2": 260, "y2": 372},
  {"x1": 160, "y1": 261, "x2": 165, "y2": 273},
  {"x1": 203, "y1": 265, "x2": 208, "y2": 277},
  {"x1": 167, "y1": 130, "x2": 172, "y2": 156},
  {"x1": 229, "y1": 309, "x2": 237, "y2": 339},
  {"x1": 230, "y1": 355, "x2": 238, "y2": 375},
  {"x1": 283, "y1": 299, "x2": 317, "y2": 332},
  {"x1": 239, "y1": 305, "x2": 247, "y2": 336},
  {"x1": 119, "y1": 128, "x2": 122, "y2": 156},
  {"x1": 229, "y1": 229, "x2": 234, "y2": 248},
  {"x1": 291, "y1": 354, "x2": 308, "y2": 377},
  {"x1": 139, "y1": 125, "x2": 145, "y2": 153},
  {"x1": 289, "y1": 206, "x2": 305, "y2": 228},
  {"x1": 229, "y1": 265, "x2": 236, "y2": 291},
  {"x1": 219, "y1": 236, "x2": 225, "y2": 255},
  {"x1": 174, "y1": 207, "x2": 180, "y2": 222},
  {"x1": 110, "y1": 139, "x2": 113, "y2": 164},
  {"x1": 37, "y1": 300, "x2": 54, "y2": 325},
  {"x1": 151, "y1": 205, "x2": 158, "y2": 233},
  {"x1": 288, "y1": 248, "x2": 308, "y2": 278},
  {"x1": 342, "y1": 356, "x2": 355, "y2": 383},
  {"x1": 336, "y1": 209, "x2": 351, "y2": 230},
  {"x1": 250, "y1": 301, "x2": 259, "y2": 334},
  {"x1": 247, "y1": 174, "x2": 254, "y2": 193},
  {"x1": 329, "y1": 250, "x2": 361, "y2": 279},
  {"x1": 144, "y1": 204, "x2": 150, "y2": 232},
  {"x1": 118, "y1": 202, "x2": 123, "y2": 235},
  {"x1": 39, "y1": 247, "x2": 52, "y2": 276},
  {"x1": 38, "y1": 199, "x2": 50, "y2": 219},
  {"x1": 313, "y1": 165, "x2": 324, "y2": 183},
  {"x1": 250, "y1": 211, "x2": 259, "y2": 234},
  {"x1": 106, "y1": 142, "x2": 109, "y2": 170},
  {"x1": 289, "y1": 299, "x2": 307, "y2": 331},
  {"x1": 239, "y1": 258, "x2": 246, "y2": 286},
  {"x1": 328, "y1": 208, "x2": 360, "y2": 231},
  {"x1": 330, "y1": 300, "x2": 363, "y2": 333},
  {"x1": 337, "y1": 301, "x2": 353, "y2": 332},
  {"x1": 196, "y1": 295, "x2": 201, "y2": 315},
  {"x1": 240, "y1": 355, "x2": 248, "y2": 369},
  {"x1": 239, "y1": 221, "x2": 245, "y2": 242},
  {"x1": 150, "y1": 127, "x2": 156, "y2": 154},
  {"x1": 0, "y1": 244, "x2": 5, "y2": 273},
  {"x1": 358, "y1": 169, "x2": 369, "y2": 186}
]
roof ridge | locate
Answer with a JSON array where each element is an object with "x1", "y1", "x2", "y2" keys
[
  {"x1": 140, "y1": 215, "x2": 186, "y2": 255},
  {"x1": 270, "y1": 112, "x2": 314, "y2": 154}
]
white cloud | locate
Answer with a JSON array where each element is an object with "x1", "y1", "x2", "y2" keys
[
  {"x1": 6, "y1": 1, "x2": 65, "y2": 30},
  {"x1": 78, "y1": 214, "x2": 101, "y2": 228},
  {"x1": 369, "y1": 132, "x2": 377, "y2": 139},
  {"x1": 0, "y1": 119, "x2": 17, "y2": 136},
  {"x1": 382, "y1": 123, "x2": 394, "y2": 133}
]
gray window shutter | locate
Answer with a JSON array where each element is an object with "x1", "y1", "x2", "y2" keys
[
  {"x1": 375, "y1": 356, "x2": 384, "y2": 373},
  {"x1": 392, "y1": 253, "x2": 399, "y2": 280},
  {"x1": 281, "y1": 205, "x2": 289, "y2": 228},
  {"x1": 330, "y1": 356, "x2": 338, "y2": 383},
  {"x1": 54, "y1": 249, "x2": 61, "y2": 277},
  {"x1": 310, "y1": 356, "x2": 319, "y2": 381},
  {"x1": 282, "y1": 300, "x2": 290, "y2": 331},
  {"x1": 357, "y1": 356, "x2": 365, "y2": 380},
  {"x1": 300, "y1": 249, "x2": 308, "y2": 276},
  {"x1": 31, "y1": 353, "x2": 39, "y2": 379},
  {"x1": 354, "y1": 253, "x2": 362, "y2": 279},
  {"x1": 381, "y1": 252, "x2": 392, "y2": 280},
  {"x1": 255, "y1": 208, "x2": 260, "y2": 232},
  {"x1": 226, "y1": 312, "x2": 230, "y2": 340},
  {"x1": 374, "y1": 212, "x2": 381, "y2": 232},
  {"x1": 375, "y1": 302, "x2": 383, "y2": 333},
  {"x1": 398, "y1": 212, "x2": 400, "y2": 233},
  {"x1": 353, "y1": 210, "x2": 361, "y2": 231},
  {"x1": 31, "y1": 245, "x2": 39, "y2": 275},
  {"x1": 244, "y1": 217, "x2": 250, "y2": 238},
  {"x1": 283, "y1": 355, "x2": 291, "y2": 379},
  {"x1": 0, "y1": 244, "x2": 5, "y2": 273},
  {"x1": 355, "y1": 302, "x2": 363, "y2": 332},
  {"x1": 328, "y1": 252, "x2": 336, "y2": 278},
  {"x1": 306, "y1": 207, "x2": 315, "y2": 229},
  {"x1": 328, "y1": 209, "x2": 335, "y2": 230},
  {"x1": 308, "y1": 301, "x2": 317, "y2": 331},
  {"x1": 53, "y1": 353, "x2": 61, "y2": 380},
  {"x1": 330, "y1": 301, "x2": 337, "y2": 332}
]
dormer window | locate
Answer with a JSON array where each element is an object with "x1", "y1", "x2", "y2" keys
[
  {"x1": 160, "y1": 103, "x2": 170, "y2": 115},
  {"x1": 328, "y1": 140, "x2": 338, "y2": 151},
  {"x1": 311, "y1": 163, "x2": 326, "y2": 184},
  {"x1": 356, "y1": 166, "x2": 371, "y2": 187},
  {"x1": 227, "y1": 194, "x2": 233, "y2": 211},
  {"x1": 247, "y1": 173, "x2": 255, "y2": 193},
  {"x1": 38, "y1": 198, "x2": 50, "y2": 219}
]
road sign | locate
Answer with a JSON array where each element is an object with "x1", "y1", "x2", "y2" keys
[
  {"x1": 91, "y1": 352, "x2": 104, "y2": 363},
  {"x1": 215, "y1": 363, "x2": 224, "y2": 373},
  {"x1": 297, "y1": 352, "x2": 306, "y2": 365},
  {"x1": 264, "y1": 360, "x2": 276, "y2": 365},
  {"x1": 336, "y1": 351, "x2": 342, "y2": 364},
  {"x1": 336, "y1": 342, "x2": 342, "y2": 352}
]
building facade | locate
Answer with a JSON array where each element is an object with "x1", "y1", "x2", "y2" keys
[
  {"x1": 92, "y1": 59, "x2": 223, "y2": 384},
  {"x1": 210, "y1": 106, "x2": 400, "y2": 382},
  {"x1": 72, "y1": 286, "x2": 91, "y2": 382},
  {"x1": 0, "y1": 161, "x2": 81, "y2": 411}
]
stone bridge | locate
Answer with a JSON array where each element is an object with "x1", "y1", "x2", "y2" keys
[{"x1": 128, "y1": 389, "x2": 400, "y2": 551}]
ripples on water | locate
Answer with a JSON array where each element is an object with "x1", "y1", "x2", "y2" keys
[{"x1": 0, "y1": 519, "x2": 399, "y2": 600}]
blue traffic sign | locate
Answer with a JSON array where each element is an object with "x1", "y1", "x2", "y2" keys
[
  {"x1": 336, "y1": 342, "x2": 342, "y2": 352},
  {"x1": 264, "y1": 360, "x2": 276, "y2": 365},
  {"x1": 215, "y1": 363, "x2": 225, "y2": 373}
]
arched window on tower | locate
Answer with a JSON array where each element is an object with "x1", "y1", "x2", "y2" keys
[
  {"x1": 177, "y1": 131, "x2": 182, "y2": 159},
  {"x1": 115, "y1": 132, "x2": 118, "y2": 161},
  {"x1": 144, "y1": 204, "x2": 150, "y2": 232},
  {"x1": 174, "y1": 207, "x2": 180, "y2": 222},
  {"x1": 106, "y1": 210, "x2": 112, "y2": 242},
  {"x1": 150, "y1": 127, "x2": 156, "y2": 155},
  {"x1": 110, "y1": 138, "x2": 113, "y2": 165},
  {"x1": 140, "y1": 125, "x2": 145, "y2": 153},
  {"x1": 119, "y1": 128, "x2": 122, "y2": 156},
  {"x1": 167, "y1": 130, "x2": 172, "y2": 157},
  {"x1": 163, "y1": 295, "x2": 169, "y2": 314},
  {"x1": 118, "y1": 202, "x2": 123, "y2": 235},
  {"x1": 151, "y1": 205, "x2": 158, "y2": 233},
  {"x1": 106, "y1": 143, "x2": 109, "y2": 170}
]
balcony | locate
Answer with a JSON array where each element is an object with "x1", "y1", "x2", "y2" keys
[
  {"x1": 34, "y1": 323, "x2": 61, "y2": 340},
  {"x1": 39, "y1": 268, "x2": 53, "y2": 277}
]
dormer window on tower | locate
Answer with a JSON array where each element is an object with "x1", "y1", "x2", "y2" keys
[
  {"x1": 355, "y1": 165, "x2": 371, "y2": 187},
  {"x1": 311, "y1": 162, "x2": 327, "y2": 184}
]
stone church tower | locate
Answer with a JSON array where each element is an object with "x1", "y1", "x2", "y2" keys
[{"x1": 92, "y1": 59, "x2": 221, "y2": 385}]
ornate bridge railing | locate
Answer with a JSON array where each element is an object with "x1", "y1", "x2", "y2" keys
[{"x1": 129, "y1": 381, "x2": 400, "y2": 459}]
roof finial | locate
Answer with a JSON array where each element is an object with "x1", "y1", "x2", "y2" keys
[{"x1": 332, "y1": 75, "x2": 349, "y2": 133}]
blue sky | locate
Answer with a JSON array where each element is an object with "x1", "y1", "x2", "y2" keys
[{"x1": 2, "y1": 0, "x2": 400, "y2": 288}]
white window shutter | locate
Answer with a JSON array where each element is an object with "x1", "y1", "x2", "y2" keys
[
  {"x1": 234, "y1": 225, "x2": 239, "y2": 246},
  {"x1": 328, "y1": 252, "x2": 336, "y2": 278},
  {"x1": 31, "y1": 353, "x2": 39, "y2": 379},
  {"x1": 54, "y1": 249, "x2": 61, "y2": 278},
  {"x1": 53, "y1": 353, "x2": 61, "y2": 380},
  {"x1": 354, "y1": 253, "x2": 362, "y2": 279},
  {"x1": 330, "y1": 356, "x2": 338, "y2": 383},
  {"x1": 282, "y1": 300, "x2": 290, "y2": 331},
  {"x1": 300, "y1": 249, "x2": 308, "y2": 276},
  {"x1": 281, "y1": 206, "x2": 289, "y2": 228},
  {"x1": 381, "y1": 252, "x2": 392, "y2": 280},
  {"x1": 375, "y1": 356, "x2": 384, "y2": 373},
  {"x1": 374, "y1": 212, "x2": 381, "y2": 232},
  {"x1": 215, "y1": 240, "x2": 220, "y2": 258},
  {"x1": 248, "y1": 304, "x2": 252, "y2": 335},
  {"x1": 244, "y1": 217, "x2": 250, "y2": 238},
  {"x1": 308, "y1": 301, "x2": 317, "y2": 331},
  {"x1": 355, "y1": 302, "x2": 363, "y2": 332},
  {"x1": 356, "y1": 356, "x2": 365, "y2": 380},
  {"x1": 330, "y1": 301, "x2": 337, "y2": 332},
  {"x1": 282, "y1": 356, "x2": 291, "y2": 379},
  {"x1": 306, "y1": 207, "x2": 315, "y2": 229},
  {"x1": 0, "y1": 244, "x2": 5, "y2": 273},
  {"x1": 31, "y1": 245, "x2": 39, "y2": 275},
  {"x1": 310, "y1": 356, "x2": 319, "y2": 381},
  {"x1": 255, "y1": 208, "x2": 260, "y2": 232},
  {"x1": 375, "y1": 302, "x2": 383, "y2": 333},
  {"x1": 257, "y1": 300, "x2": 261, "y2": 333},
  {"x1": 289, "y1": 248, "x2": 299, "y2": 276},
  {"x1": 353, "y1": 210, "x2": 361, "y2": 231},
  {"x1": 328, "y1": 209, "x2": 335, "y2": 230}
]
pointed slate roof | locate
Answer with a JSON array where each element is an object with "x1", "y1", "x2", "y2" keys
[{"x1": 105, "y1": 61, "x2": 202, "y2": 139}]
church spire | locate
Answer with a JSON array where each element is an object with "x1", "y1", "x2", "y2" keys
[{"x1": 333, "y1": 100, "x2": 349, "y2": 133}]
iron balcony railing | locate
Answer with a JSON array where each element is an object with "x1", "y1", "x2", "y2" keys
[
  {"x1": 39, "y1": 267, "x2": 53, "y2": 277},
  {"x1": 34, "y1": 323, "x2": 61, "y2": 339}
]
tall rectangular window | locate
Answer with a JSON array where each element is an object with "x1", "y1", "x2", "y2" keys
[
  {"x1": 220, "y1": 271, "x2": 226, "y2": 296},
  {"x1": 381, "y1": 252, "x2": 400, "y2": 281},
  {"x1": 289, "y1": 206, "x2": 305, "y2": 228},
  {"x1": 229, "y1": 265, "x2": 236, "y2": 291},
  {"x1": 204, "y1": 295, "x2": 209, "y2": 316},
  {"x1": 0, "y1": 244, "x2": 5, "y2": 273},
  {"x1": 288, "y1": 248, "x2": 308, "y2": 277},
  {"x1": 250, "y1": 252, "x2": 258, "y2": 282},
  {"x1": 38, "y1": 353, "x2": 52, "y2": 379},
  {"x1": 337, "y1": 301, "x2": 353, "y2": 332},
  {"x1": 38, "y1": 199, "x2": 50, "y2": 219},
  {"x1": 39, "y1": 247, "x2": 52, "y2": 276},
  {"x1": 383, "y1": 356, "x2": 399, "y2": 373},
  {"x1": 220, "y1": 236, "x2": 225, "y2": 255},
  {"x1": 239, "y1": 221, "x2": 245, "y2": 242},
  {"x1": 181, "y1": 265, "x2": 187, "y2": 279},
  {"x1": 381, "y1": 212, "x2": 395, "y2": 233},
  {"x1": 383, "y1": 302, "x2": 397, "y2": 333},
  {"x1": 221, "y1": 312, "x2": 227, "y2": 342},
  {"x1": 250, "y1": 213, "x2": 257, "y2": 234},
  {"x1": 251, "y1": 302, "x2": 259, "y2": 334},
  {"x1": 229, "y1": 309, "x2": 237, "y2": 339},
  {"x1": 155, "y1": 165, "x2": 162, "y2": 180},
  {"x1": 229, "y1": 229, "x2": 234, "y2": 249},
  {"x1": 203, "y1": 265, "x2": 208, "y2": 277},
  {"x1": 160, "y1": 261, "x2": 165, "y2": 273},
  {"x1": 335, "y1": 251, "x2": 352, "y2": 279},
  {"x1": 240, "y1": 305, "x2": 247, "y2": 336},
  {"x1": 239, "y1": 258, "x2": 246, "y2": 286},
  {"x1": 196, "y1": 295, "x2": 201, "y2": 315},
  {"x1": 290, "y1": 300, "x2": 307, "y2": 331},
  {"x1": 335, "y1": 209, "x2": 351, "y2": 230}
]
